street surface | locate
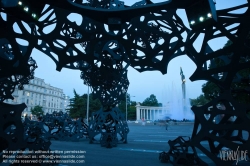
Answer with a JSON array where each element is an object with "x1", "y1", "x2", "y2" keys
[{"x1": 49, "y1": 123, "x2": 249, "y2": 166}]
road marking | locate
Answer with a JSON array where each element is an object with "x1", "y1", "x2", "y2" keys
[
  {"x1": 118, "y1": 148, "x2": 207, "y2": 156},
  {"x1": 163, "y1": 132, "x2": 193, "y2": 133},
  {"x1": 133, "y1": 140, "x2": 168, "y2": 142},
  {"x1": 133, "y1": 140, "x2": 220, "y2": 145},
  {"x1": 119, "y1": 148, "x2": 162, "y2": 153},
  {"x1": 148, "y1": 135, "x2": 191, "y2": 137}
]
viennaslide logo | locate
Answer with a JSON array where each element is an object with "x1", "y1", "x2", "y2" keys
[{"x1": 219, "y1": 146, "x2": 248, "y2": 165}]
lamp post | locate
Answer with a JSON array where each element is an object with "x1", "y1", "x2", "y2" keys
[
  {"x1": 125, "y1": 93, "x2": 135, "y2": 122},
  {"x1": 86, "y1": 86, "x2": 89, "y2": 124},
  {"x1": 126, "y1": 92, "x2": 127, "y2": 122}
]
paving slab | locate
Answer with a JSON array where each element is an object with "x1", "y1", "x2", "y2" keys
[{"x1": 50, "y1": 124, "x2": 216, "y2": 166}]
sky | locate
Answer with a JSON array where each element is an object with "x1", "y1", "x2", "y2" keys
[{"x1": 25, "y1": 0, "x2": 247, "y2": 103}]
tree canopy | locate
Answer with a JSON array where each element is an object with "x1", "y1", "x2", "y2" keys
[
  {"x1": 68, "y1": 89, "x2": 102, "y2": 119},
  {"x1": 31, "y1": 105, "x2": 44, "y2": 117},
  {"x1": 141, "y1": 94, "x2": 160, "y2": 106},
  {"x1": 189, "y1": 94, "x2": 209, "y2": 106},
  {"x1": 118, "y1": 93, "x2": 136, "y2": 120}
]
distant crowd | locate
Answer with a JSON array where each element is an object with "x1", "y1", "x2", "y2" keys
[{"x1": 155, "y1": 118, "x2": 192, "y2": 123}]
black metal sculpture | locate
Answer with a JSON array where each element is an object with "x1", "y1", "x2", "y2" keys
[
  {"x1": 159, "y1": 136, "x2": 207, "y2": 166},
  {"x1": 0, "y1": 104, "x2": 88, "y2": 164},
  {"x1": 29, "y1": 111, "x2": 88, "y2": 141},
  {"x1": 88, "y1": 107, "x2": 129, "y2": 148},
  {"x1": 0, "y1": 57, "x2": 37, "y2": 102},
  {"x1": 80, "y1": 57, "x2": 129, "y2": 107},
  {"x1": 0, "y1": 0, "x2": 249, "y2": 165},
  {"x1": 0, "y1": 103, "x2": 55, "y2": 166}
]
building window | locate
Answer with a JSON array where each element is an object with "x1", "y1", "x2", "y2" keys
[
  {"x1": 27, "y1": 99, "x2": 29, "y2": 104},
  {"x1": 23, "y1": 91, "x2": 25, "y2": 95},
  {"x1": 27, "y1": 92, "x2": 29, "y2": 97}
]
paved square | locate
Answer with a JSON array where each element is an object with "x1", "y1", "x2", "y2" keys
[
  {"x1": 48, "y1": 123, "x2": 249, "y2": 166},
  {"x1": 50, "y1": 123, "x2": 215, "y2": 166}
]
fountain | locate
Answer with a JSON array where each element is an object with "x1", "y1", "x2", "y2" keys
[
  {"x1": 162, "y1": 82, "x2": 194, "y2": 121},
  {"x1": 153, "y1": 79, "x2": 194, "y2": 121}
]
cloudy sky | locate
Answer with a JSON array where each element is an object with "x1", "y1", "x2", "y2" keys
[{"x1": 29, "y1": 0, "x2": 246, "y2": 103}]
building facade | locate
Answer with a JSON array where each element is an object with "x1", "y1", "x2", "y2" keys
[
  {"x1": 136, "y1": 103, "x2": 171, "y2": 121},
  {"x1": 4, "y1": 77, "x2": 69, "y2": 118},
  {"x1": 135, "y1": 103, "x2": 194, "y2": 121}
]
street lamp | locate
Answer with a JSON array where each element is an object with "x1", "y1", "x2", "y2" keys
[
  {"x1": 185, "y1": 0, "x2": 217, "y2": 31},
  {"x1": 86, "y1": 86, "x2": 90, "y2": 124}
]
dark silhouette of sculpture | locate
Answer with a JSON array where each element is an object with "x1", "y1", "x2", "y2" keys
[
  {"x1": 0, "y1": 0, "x2": 249, "y2": 165},
  {"x1": 88, "y1": 107, "x2": 129, "y2": 148}
]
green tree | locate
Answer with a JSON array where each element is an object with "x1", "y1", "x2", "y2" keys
[
  {"x1": 118, "y1": 99, "x2": 126, "y2": 113},
  {"x1": 118, "y1": 94, "x2": 137, "y2": 120},
  {"x1": 141, "y1": 94, "x2": 159, "y2": 106},
  {"x1": 127, "y1": 101, "x2": 136, "y2": 120},
  {"x1": 68, "y1": 89, "x2": 85, "y2": 119},
  {"x1": 189, "y1": 94, "x2": 209, "y2": 106},
  {"x1": 31, "y1": 105, "x2": 44, "y2": 117},
  {"x1": 68, "y1": 89, "x2": 102, "y2": 119},
  {"x1": 202, "y1": 82, "x2": 220, "y2": 100},
  {"x1": 118, "y1": 93, "x2": 129, "y2": 113}
]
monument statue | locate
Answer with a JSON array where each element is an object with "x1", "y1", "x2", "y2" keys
[{"x1": 180, "y1": 67, "x2": 186, "y2": 100}]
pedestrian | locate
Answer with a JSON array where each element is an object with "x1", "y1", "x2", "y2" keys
[{"x1": 166, "y1": 121, "x2": 168, "y2": 130}]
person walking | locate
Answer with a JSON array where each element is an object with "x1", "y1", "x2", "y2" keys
[{"x1": 166, "y1": 121, "x2": 169, "y2": 130}]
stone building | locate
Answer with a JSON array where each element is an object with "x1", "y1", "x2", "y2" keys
[
  {"x1": 136, "y1": 102, "x2": 171, "y2": 121},
  {"x1": 4, "y1": 77, "x2": 69, "y2": 118}
]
